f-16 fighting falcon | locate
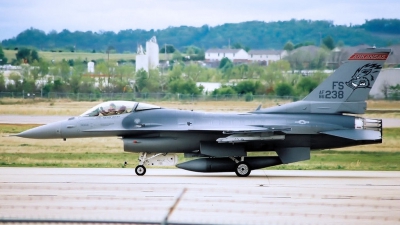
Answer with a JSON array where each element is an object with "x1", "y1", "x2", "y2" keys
[{"x1": 17, "y1": 48, "x2": 391, "y2": 177}]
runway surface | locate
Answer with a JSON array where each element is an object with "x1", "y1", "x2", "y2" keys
[
  {"x1": 1, "y1": 115, "x2": 400, "y2": 128},
  {"x1": 1, "y1": 168, "x2": 399, "y2": 225}
]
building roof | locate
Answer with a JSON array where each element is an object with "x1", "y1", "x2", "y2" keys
[
  {"x1": 248, "y1": 50, "x2": 284, "y2": 55},
  {"x1": 205, "y1": 48, "x2": 243, "y2": 53}
]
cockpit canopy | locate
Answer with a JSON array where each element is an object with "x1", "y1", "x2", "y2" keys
[{"x1": 80, "y1": 101, "x2": 161, "y2": 117}]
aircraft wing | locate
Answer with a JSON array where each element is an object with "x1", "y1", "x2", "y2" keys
[
  {"x1": 189, "y1": 125, "x2": 291, "y2": 134},
  {"x1": 189, "y1": 125, "x2": 291, "y2": 143}
]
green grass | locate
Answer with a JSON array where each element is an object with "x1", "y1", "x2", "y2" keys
[
  {"x1": 271, "y1": 151, "x2": 400, "y2": 170},
  {"x1": 0, "y1": 151, "x2": 399, "y2": 170},
  {"x1": 0, "y1": 124, "x2": 39, "y2": 133},
  {"x1": 4, "y1": 49, "x2": 172, "y2": 62},
  {"x1": 0, "y1": 152, "x2": 136, "y2": 168}
]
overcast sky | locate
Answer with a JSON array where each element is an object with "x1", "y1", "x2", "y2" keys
[{"x1": 1, "y1": 0, "x2": 399, "y2": 41}]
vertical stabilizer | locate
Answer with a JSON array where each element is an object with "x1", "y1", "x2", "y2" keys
[
  {"x1": 304, "y1": 48, "x2": 391, "y2": 102},
  {"x1": 255, "y1": 48, "x2": 391, "y2": 114}
]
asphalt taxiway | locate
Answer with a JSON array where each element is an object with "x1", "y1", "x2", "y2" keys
[{"x1": 0, "y1": 168, "x2": 399, "y2": 225}]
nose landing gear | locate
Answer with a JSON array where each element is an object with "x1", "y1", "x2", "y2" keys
[
  {"x1": 135, "y1": 165, "x2": 146, "y2": 176},
  {"x1": 135, "y1": 152, "x2": 147, "y2": 176}
]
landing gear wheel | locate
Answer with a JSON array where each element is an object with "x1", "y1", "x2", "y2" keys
[
  {"x1": 235, "y1": 161, "x2": 251, "y2": 177},
  {"x1": 135, "y1": 165, "x2": 146, "y2": 176}
]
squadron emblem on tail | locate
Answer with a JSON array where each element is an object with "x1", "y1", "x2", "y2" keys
[{"x1": 346, "y1": 63, "x2": 382, "y2": 90}]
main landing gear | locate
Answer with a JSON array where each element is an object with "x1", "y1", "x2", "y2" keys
[{"x1": 230, "y1": 157, "x2": 251, "y2": 177}]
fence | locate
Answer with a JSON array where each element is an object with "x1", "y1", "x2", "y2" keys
[{"x1": 0, "y1": 92, "x2": 302, "y2": 102}]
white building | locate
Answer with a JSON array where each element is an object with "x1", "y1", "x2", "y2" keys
[
  {"x1": 248, "y1": 50, "x2": 287, "y2": 65},
  {"x1": 146, "y1": 36, "x2": 159, "y2": 69},
  {"x1": 136, "y1": 36, "x2": 160, "y2": 72},
  {"x1": 135, "y1": 45, "x2": 149, "y2": 72},
  {"x1": 196, "y1": 82, "x2": 221, "y2": 93},
  {"x1": 87, "y1": 62, "x2": 95, "y2": 73},
  {"x1": 205, "y1": 48, "x2": 287, "y2": 66},
  {"x1": 205, "y1": 49, "x2": 249, "y2": 62}
]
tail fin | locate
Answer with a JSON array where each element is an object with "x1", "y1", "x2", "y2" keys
[
  {"x1": 256, "y1": 48, "x2": 391, "y2": 114},
  {"x1": 304, "y1": 48, "x2": 391, "y2": 103}
]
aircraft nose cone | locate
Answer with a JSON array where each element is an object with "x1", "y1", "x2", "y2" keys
[{"x1": 17, "y1": 121, "x2": 62, "y2": 139}]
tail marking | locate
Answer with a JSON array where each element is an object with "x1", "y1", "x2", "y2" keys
[
  {"x1": 348, "y1": 53, "x2": 389, "y2": 60},
  {"x1": 345, "y1": 63, "x2": 381, "y2": 90}
]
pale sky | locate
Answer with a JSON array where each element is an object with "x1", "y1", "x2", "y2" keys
[{"x1": 1, "y1": 0, "x2": 399, "y2": 41}]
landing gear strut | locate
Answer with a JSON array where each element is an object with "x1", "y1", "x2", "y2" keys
[{"x1": 230, "y1": 157, "x2": 251, "y2": 177}]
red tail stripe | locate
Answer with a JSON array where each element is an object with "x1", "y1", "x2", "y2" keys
[{"x1": 348, "y1": 53, "x2": 389, "y2": 60}]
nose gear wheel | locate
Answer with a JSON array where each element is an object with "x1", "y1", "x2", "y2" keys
[{"x1": 135, "y1": 165, "x2": 146, "y2": 176}]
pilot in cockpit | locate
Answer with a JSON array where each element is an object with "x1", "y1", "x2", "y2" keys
[
  {"x1": 108, "y1": 103, "x2": 117, "y2": 115},
  {"x1": 118, "y1": 105, "x2": 127, "y2": 114}
]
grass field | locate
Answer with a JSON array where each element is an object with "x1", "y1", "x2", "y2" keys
[
  {"x1": 4, "y1": 49, "x2": 172, "y2": 62},
  {"x1": 1, "y1": 124, "x2": 399, "y2": 170}
]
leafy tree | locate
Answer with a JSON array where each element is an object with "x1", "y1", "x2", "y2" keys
[
  {"x1": 0, "y1": 46, "x2": 7, "y2": 65},
  {"x1": 7, "y1": 72, "x2": 22, "y2": 91},
  {"x1": 309, "y1": 49, "x2": 329, "y2": 69},
  {"x1": 261, "y1": 61, "x2": 289, "y2": 88},
  {"x1": 184, "y1": 45, "x2": 202, "y2": 54},
  {"x1": 135, "y1": 69, "x2": 148, "y2": 92},
  {"x1": 0, "y1": 72, "x2": 6, "y2": 91},
  {"x1": 59, "y1": 60, "x2": 71, "y2": 81},
  {"x1": 212, "y1": 85, "x2": 236, "y2": 95},
  {"x1": 15, "y1": 48, "x2": 40, "y2": 64},
  {"x1": 322, "y1": 35, "x2": 335, "y2": 50},
  {"x1": 2, "y1": 19, "x2": 400, "y2": 52},
  {"x1": 145, "y1": 69, "x2": 161, "y2": 92},
  {"x1": 184, "y1": 63, "x2": 204, "y2": 82},
  {"x1": 15, "y1": 48, "x2": 31, "y2": 64},
  {"x1": 168, "y1": 79, "x2": 202, "y2": 94},
  {"x1": 219, "y1": 57, "x2": 233, "y2": 72},
  {"x1": 275, "y1": 82, "x2": 294, "y2": 96},
  {"x1": 160, "y1": 45, "x2": 175, "y2": 53},
  {"x1": 296, "y1": 76, "x2": 318, "y2": 95},
  {"x1": 168, "y1": 64, "x2": 183, "y2": 82},
  {"x1": 21, "y1": 78, "x2": 36, "y2": 93},
  {"x1": 31, "y1": 49, "x2": 39, "y2": 62},
  {"x1": 283, "y1": 41, "x2": 294, "y2": 51},
  {"x1": 234, "y1": 80, "x2": 263, "y2": 95},
  {"x1": 172, "y1": 50, "x2": 183, "y2": 60},
  {"x1": 361, "y1": 19, "x2": 400, "y2": 34}
]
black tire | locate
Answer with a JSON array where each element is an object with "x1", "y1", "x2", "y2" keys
[
  {"x1": 135, "y1": 165, "x2": 146, "y2": 176},
  {"x1": 235, "y1": 161, "x2": 251, "y2": 177}
]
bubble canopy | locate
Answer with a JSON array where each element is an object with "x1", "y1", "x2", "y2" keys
[{"x1": 80, "y1": 101, "x2": 161, "y2": 117}]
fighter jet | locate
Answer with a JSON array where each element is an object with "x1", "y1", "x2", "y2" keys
[{"x1": 17, "y1": 48, "x2": 390, "y2": 177}]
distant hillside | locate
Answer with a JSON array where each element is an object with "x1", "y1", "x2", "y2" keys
[{"x1": 2, "y1": 19, "x2": 400, "y2": 53}]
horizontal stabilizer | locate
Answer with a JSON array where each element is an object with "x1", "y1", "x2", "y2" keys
[{"x1": 321, "y1": 129, "x2": 381, "y2": 141}]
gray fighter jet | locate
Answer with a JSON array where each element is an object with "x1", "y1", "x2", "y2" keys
[{"x1": 17, "y1": 48, "x2": 390, "y2": 176}]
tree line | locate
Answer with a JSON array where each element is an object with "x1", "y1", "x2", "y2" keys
[
  {"x1": 0, "y1": 47, "x2": 331, "y2": 99},
  {"x1": 1, "y1": 45, "x2": 399, "y2": 100},
  {"x1": 2, "y1": 19, "x2": 400, "y2": 53}
]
